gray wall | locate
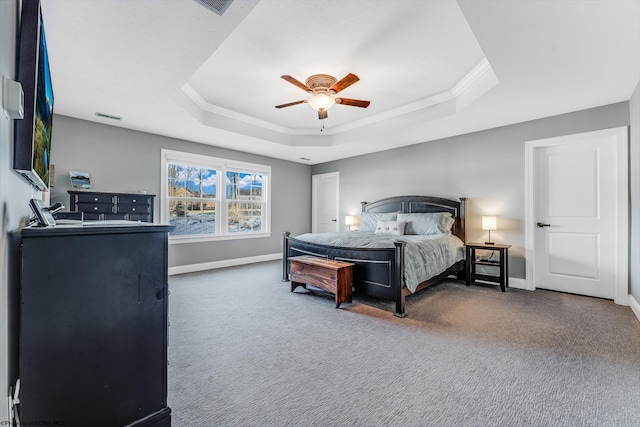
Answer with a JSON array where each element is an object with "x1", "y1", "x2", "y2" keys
[
  {"x1": 1, "y1": 0, "x2": 42, "y2": 417},
  {"x1": 312, "y1": 102, "x2": 631, "y2": 280},
  {"x1": 49, "y1": 115, "x2": 311, "y2": 268},
  {"x1": 630, "y1": 81, "x2": 640, "y2": 302}
]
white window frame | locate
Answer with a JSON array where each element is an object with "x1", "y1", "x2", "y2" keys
[{"x1": 161, "y1": 149, "x2": 271, "y2": 244}]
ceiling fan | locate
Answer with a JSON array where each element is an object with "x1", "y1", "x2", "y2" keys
[{"x1": 275, "y1": 73, "x2": 370, "y2": 121}]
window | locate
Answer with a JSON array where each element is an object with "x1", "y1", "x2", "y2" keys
[
  {"x1": 226, "y1": 171, "x2": 265, "y2": 233},
  {"x1": 161, "y1": 149, "x2": 270, "y2": 243}
]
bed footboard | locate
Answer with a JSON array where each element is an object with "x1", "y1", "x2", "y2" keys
[{"x1": 282, "y1": 231, "x2": 409, "y2": 317}]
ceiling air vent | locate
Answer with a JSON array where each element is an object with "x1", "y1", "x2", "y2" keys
[
  {"x1": 193, "y1": 0, "x2": 233, "y2": 16},
  {"x1": 95, "y1": 112, "x2": 122, "y2": 121}
]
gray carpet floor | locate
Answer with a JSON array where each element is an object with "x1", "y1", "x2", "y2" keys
[{"x1": 167, "y1": 261, "x2": 640, "y2": 427}]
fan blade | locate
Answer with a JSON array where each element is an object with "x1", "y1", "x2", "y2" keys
[
  {"x1": 275, "y1": 100, "x2": 306, "y2": 109},
  {"x1": 335, "y1": 98, "x2": 370, "y2": 108},
  {"x1": 281, "y1": 75, "x2": 312, "y2": 92},
  {"x1": 330, "y1": 73, "x2": 359, "y2": 94}
]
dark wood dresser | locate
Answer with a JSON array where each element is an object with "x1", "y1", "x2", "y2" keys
[
  {"x1": 10, "y1": 223, "x2": 173, "y2": 426},
  {"x1": 68, "y1": 190, "x2": 155, "y2": 222}
]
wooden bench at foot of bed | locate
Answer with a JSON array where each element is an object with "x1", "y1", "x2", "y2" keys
[{"x1": 290, "y1": 256, "x2": 354, "y2": 308}]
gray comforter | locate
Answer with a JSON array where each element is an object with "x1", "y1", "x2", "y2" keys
[{"x1": 293, "y1": 232, "x2": 465, "y2": 292}]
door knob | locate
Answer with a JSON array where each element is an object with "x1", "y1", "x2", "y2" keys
[
  {"x1": 536, "y1": 222, "x2": 551, "y2": 228},
  {"x1": 331, "y1": 219, "x2": 337, "y2": 222}
]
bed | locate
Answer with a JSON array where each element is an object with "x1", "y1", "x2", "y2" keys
[{"x1": 282, "y1": 195, "x2": 467, "y2": 317}]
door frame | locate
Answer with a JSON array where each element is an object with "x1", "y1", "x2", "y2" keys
[
  {"x1": 312, "y1": 172, "x2": 339, "y2": 233},
  {"x1": 524, "y1": 126, "x2": 629, "y2": 305}
]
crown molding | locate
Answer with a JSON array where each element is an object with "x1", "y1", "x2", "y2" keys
[
  {"x1": 179, "y1": 58, "x2": 498, "y2": 142},
  {"x1": 181, "y1": 83, "x2": 295, "y2": 134},
  {"x1": 452, "y1": 58, "x2": 492, "y2": 97}
]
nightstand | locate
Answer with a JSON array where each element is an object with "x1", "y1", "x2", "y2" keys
[{"x1": 465, "y1": 243, "x2": 511, "y2": 292}]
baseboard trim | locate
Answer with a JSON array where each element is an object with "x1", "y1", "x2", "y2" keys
[
  {"x1": 170, "y1": 260, "x2": 529, "y2": 287},
  {"x1": 169, "y1": 253, "x2": 282, "y2": 276},
  {"x1": 508, "y1": 277, "x2": 527, "y2": 290},
  {"x1": 629, "y1": 293, "x2": 640, "y2": 322}
]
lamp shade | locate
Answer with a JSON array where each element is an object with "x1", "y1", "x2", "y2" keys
[
  {"x1": 482, "y1": 216, "x2": 497, "y2": 231},
  {"x1": 345, "y1": 215, "x2": 355, "y2": 226}
]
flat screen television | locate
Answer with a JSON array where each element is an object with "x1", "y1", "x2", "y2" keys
[{"x1": 14, "y1": 0, "x2": 54, "y2": 192}]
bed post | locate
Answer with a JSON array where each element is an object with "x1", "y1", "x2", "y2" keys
[
  {"x1": 459, "y1": 197, "x2": 467, "y2": 242},
  {"x1": 394, "y1": 240, "x2": 407, "y2": 318},
  {"x1": 282, "y1": 231, "x2": 291, "y2": 281}
]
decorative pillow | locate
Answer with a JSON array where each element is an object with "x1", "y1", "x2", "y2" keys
[
  {"x1": 359, "y1": 212, "x2": 398, "y2": 232},
  {"x1": 396, "y1": 212, "x2": 454, "y2": 235},
  {"x1": 374, "y1": 220, "x2": 406, "y2": 235}
]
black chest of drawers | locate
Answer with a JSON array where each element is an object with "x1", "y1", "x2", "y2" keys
[
  {"x1": 9, "y1": 224, "x2": 173, "y2": 426},
  {"x1": 68, "y1": 190, "x2": 155, "y2": 222}
]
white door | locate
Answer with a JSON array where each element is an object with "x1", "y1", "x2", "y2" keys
[
  {"x1": 528, "y1": 127, "x2": 628, "y2": 301},
  {"x1": 312, "y1": 172, "x2": 339, "y2": 233}
]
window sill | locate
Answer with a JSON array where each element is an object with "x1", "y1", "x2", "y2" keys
[{"x1": 169, "y1": 232, "x2": 271, "y2": 245}]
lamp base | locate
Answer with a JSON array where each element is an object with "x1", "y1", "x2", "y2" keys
[{"x1": 484, "y1": 241, "x2": 495, "y2": 245}]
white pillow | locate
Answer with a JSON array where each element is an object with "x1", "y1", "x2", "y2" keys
[
  {"x1": 374, "y1": 220, "x2": 406, "y2": 235},
  {"x1": 359, "y1": 212, "x2": 398, "y2": 232},
  {"x1": 396, "y1": 212, "x2": 454, "y2": 235}
]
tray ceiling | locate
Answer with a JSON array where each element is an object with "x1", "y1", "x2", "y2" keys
[{"x1": 41, "y1": 0, "x2": 640, "y2": 164}]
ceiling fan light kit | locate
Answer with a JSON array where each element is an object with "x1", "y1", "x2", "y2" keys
[
  {"x1": 307, "y1": 93, "x2": 335, "y2": 114},
  {"x1": 275, "y1": 73, "x2": 370, "y2": 127}
]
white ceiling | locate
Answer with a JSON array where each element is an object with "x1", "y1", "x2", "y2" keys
[{"x1": 40, "y1": 0, "x2": 640, "y2": 165}]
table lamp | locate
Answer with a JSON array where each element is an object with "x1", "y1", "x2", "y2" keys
[
  {"x1": 482, "y1": 216, "x2": 497, "y2": 245},
  {"x1": 345, "y1": 215, "x2": 355, "y2": 231}
]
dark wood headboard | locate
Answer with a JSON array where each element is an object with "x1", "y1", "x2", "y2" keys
[{"x1": 361, "y1": 195, "x2": 466, "y2": 242}]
